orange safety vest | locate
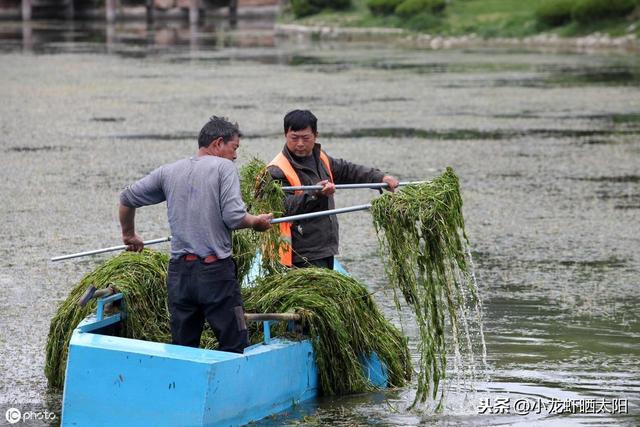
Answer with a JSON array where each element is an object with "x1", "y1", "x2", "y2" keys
[{"x1": 268, "y1": 151, "x2": 334, "y2": 266}]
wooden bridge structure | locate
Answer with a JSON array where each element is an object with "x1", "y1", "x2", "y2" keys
[{"x1": 19, "y1": 0, "x2": 238, "y2": 23}]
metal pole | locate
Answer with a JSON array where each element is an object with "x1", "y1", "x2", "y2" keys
[
  {"x1": 281, "y1": 181, "x2": 427, "y2": 192},
  {"x1": 51, "y1": 204, "x2": 372, "y2": 261},
  {"x1": 228, "y1": 0, "x2": 237, "y2": 28},
  {"x1": 65, "y1": 0, "x2": 74, "y2": 20},
  {"x1": 270, "y1": 204, "x2": 371, "y2": 224},
  {"x1": 22, "y1": 21, "x2": 33, "y2": 51},
  {"x1": 51, "y1": 237, "x2": 171, "y2": 262}
]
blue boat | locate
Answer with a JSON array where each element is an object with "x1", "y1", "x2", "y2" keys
[{"x1": 61, "y1": 260, "x2": 389, "y2": 426}]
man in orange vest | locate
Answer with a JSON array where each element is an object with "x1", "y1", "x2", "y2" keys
[{"x1": 267, "y1": 109, "x2": 399, "y2": 269}]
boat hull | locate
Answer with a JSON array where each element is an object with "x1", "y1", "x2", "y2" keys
[
  {"x1": 61, "y1": 259, "x2": 388, "y2": 426},
  {"x1": 62, "y1": 320, "x2": 319, "y2": 426}
]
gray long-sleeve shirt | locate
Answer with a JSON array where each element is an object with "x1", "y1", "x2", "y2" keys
[{"x1": 120, "y1": 156, "x2": 247, "y2": 260}]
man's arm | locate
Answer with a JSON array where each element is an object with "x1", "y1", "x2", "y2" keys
[
  {"x1": 267, "y1": 165, "x2": 329, "y2": 215},
  {"x1": 119, "y1": 203, "x2": 144, "y2": 251},
  {"x1": 118, "y1": 166, "x2": 166, "y2": 251}
]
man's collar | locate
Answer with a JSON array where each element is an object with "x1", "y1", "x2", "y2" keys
[
  {"x1": 282, "y1": 143, "x2": 323, "y2": 173},
  {"x1": 282, "y1": 143, "x2": 322, "y2": 162}
]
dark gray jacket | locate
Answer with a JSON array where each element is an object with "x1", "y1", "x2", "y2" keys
[{"x1": 267, "y1": 143, "x2": 385, "y2": 263}]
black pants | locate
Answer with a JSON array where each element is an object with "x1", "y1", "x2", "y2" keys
[
  {"x1": 293, "y1": 255, "x2": 334, "y2": 270},
  {"x1": 166, "y1": 256, "x2": 248, "y2": 353}
]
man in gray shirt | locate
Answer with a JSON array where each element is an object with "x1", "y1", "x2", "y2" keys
[{"x1": 119, "y1": 116, "x2": 272, "y2": 353}]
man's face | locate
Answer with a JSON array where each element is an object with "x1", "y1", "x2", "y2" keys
[
  {"x1": 214, "y1": 135, "x2": 240, "y2": 161},
  {"x1": 285, "y1": 127, "x2": 316, "y2": 157}
]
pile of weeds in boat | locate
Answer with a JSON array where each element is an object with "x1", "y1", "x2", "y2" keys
[
  {"x1": 46, "y1": 250, "x2": 412, "y2": 397},
  {"x1": 46, "y1": 250, "x2": 167, "y2": 389},
  {"x1": 371, "y1": 167, "x2": 485, "y2": 408},
  {"x1": 44, "y1": 250, "x2": 221, "y2": 389},
  {"x1": 243, "y1": 268, "x2": 411, "y2": 395}
]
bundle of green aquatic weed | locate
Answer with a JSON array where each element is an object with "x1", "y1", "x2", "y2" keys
[
  {"x1": 232, "y1": 229, "x2": 259, "y2": 284},
  {"x1": 238, "y1": 157, "x2": 287, "y2": 277},
  {"x1": 243, "y1": 267, "x2": 412, "y2": 395},
  {"x1": 45, "y1": 250, "x2": 168, "y2": 388},
  {"x1": 45, "y1": 250, "x2": 220, "y2": 389},
  {"x1": 370, "y1": 167, "x2": 484, "y2": 408}
]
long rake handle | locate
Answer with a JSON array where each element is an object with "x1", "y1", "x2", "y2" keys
[
  {"x1": 269, "y1": 203, "x2": 371, "y2": 224},
  {"x1": 51, "y1": 203, "x2": 373, "y2": 262},
  {"x1": 51, "y1": 237, "x2": 171, "y2": 262},
  {"x1": 281, "y1": 181, "x2": 425, "y2": 191}
]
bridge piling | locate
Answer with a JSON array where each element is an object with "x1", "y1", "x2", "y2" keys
[
  {"x1": 106, "y1": 0, "x2": 116, "y2": 22},
  {"x1": 21, "y1": 0, "x2": 32, "y2": 21},
  {"x1": 146, "y1": 0, "x2": 154, "y2": 22},
  {"x1": 65, "y1": 0, "x2": 74, "y2": 20},
  {"x1": 189, "y1": 0, "x2": 198, "y2": 25}
]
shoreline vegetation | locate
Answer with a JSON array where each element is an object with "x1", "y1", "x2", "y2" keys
[
  {"x1": 2, "y1": 1, "x2": 639, "y2": 51},
  {"x1": 276, "y1": 0, "x2": 640, "y2": 51}
]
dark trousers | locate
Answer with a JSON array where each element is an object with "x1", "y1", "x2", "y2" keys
[
  {"x1": 166, "y1": 256, "x2": 248, "y2": 353},
  {"x1": 293, "y1": 255, "x2": 334, "y2": 270}
]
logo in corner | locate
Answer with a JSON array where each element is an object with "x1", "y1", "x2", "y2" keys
[{"x1": 5, "y1": 407, "x2": 21, "y2": 424}]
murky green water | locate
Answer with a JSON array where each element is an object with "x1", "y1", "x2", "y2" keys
[{"x1": 0, "y1": 19, "x2": 638, "y2": 426}]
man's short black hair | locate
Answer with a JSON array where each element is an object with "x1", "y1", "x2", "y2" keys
[
  {"x1": 284, "y1": 110, "x2": 317, "y2": 135},
  {"x1": 198, "y1": 116, "x2": 242, "y2": 148}
]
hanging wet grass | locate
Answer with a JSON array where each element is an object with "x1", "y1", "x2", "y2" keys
[
  {"x1": 239, "y1": 157, "x2": 288, "y2": 276},
  {"x1": 243, "y1": 268, "x2": 412, "y2": 395},
  {"x1": 232, "y1": 229, "x2": 259, "y2": 284},
  {"x1": 370, "y1": 167, "x2": 484, "y2": 408}
]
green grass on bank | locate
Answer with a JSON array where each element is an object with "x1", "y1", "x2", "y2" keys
[{"x1": 279, "y1": 0, "x2": 640, "y2": 39}]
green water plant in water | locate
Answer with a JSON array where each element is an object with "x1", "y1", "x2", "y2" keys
[{"x1": 371, "y1": 167, "x2": 484, "y2": 407}]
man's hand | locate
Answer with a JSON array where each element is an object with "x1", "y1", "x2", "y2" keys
[
  {"x1": 316, "y1": 180, "x2": 336, "y2": 197},
  {"x1": 252, "y1": 213, "x2": 273, "y2": 232},
  {"x1": 123, "y1": 233, "x2": 144, "y2": 252},
  {"x1": 382, "y1": 175, "x2": 400, "y2": 192}
]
